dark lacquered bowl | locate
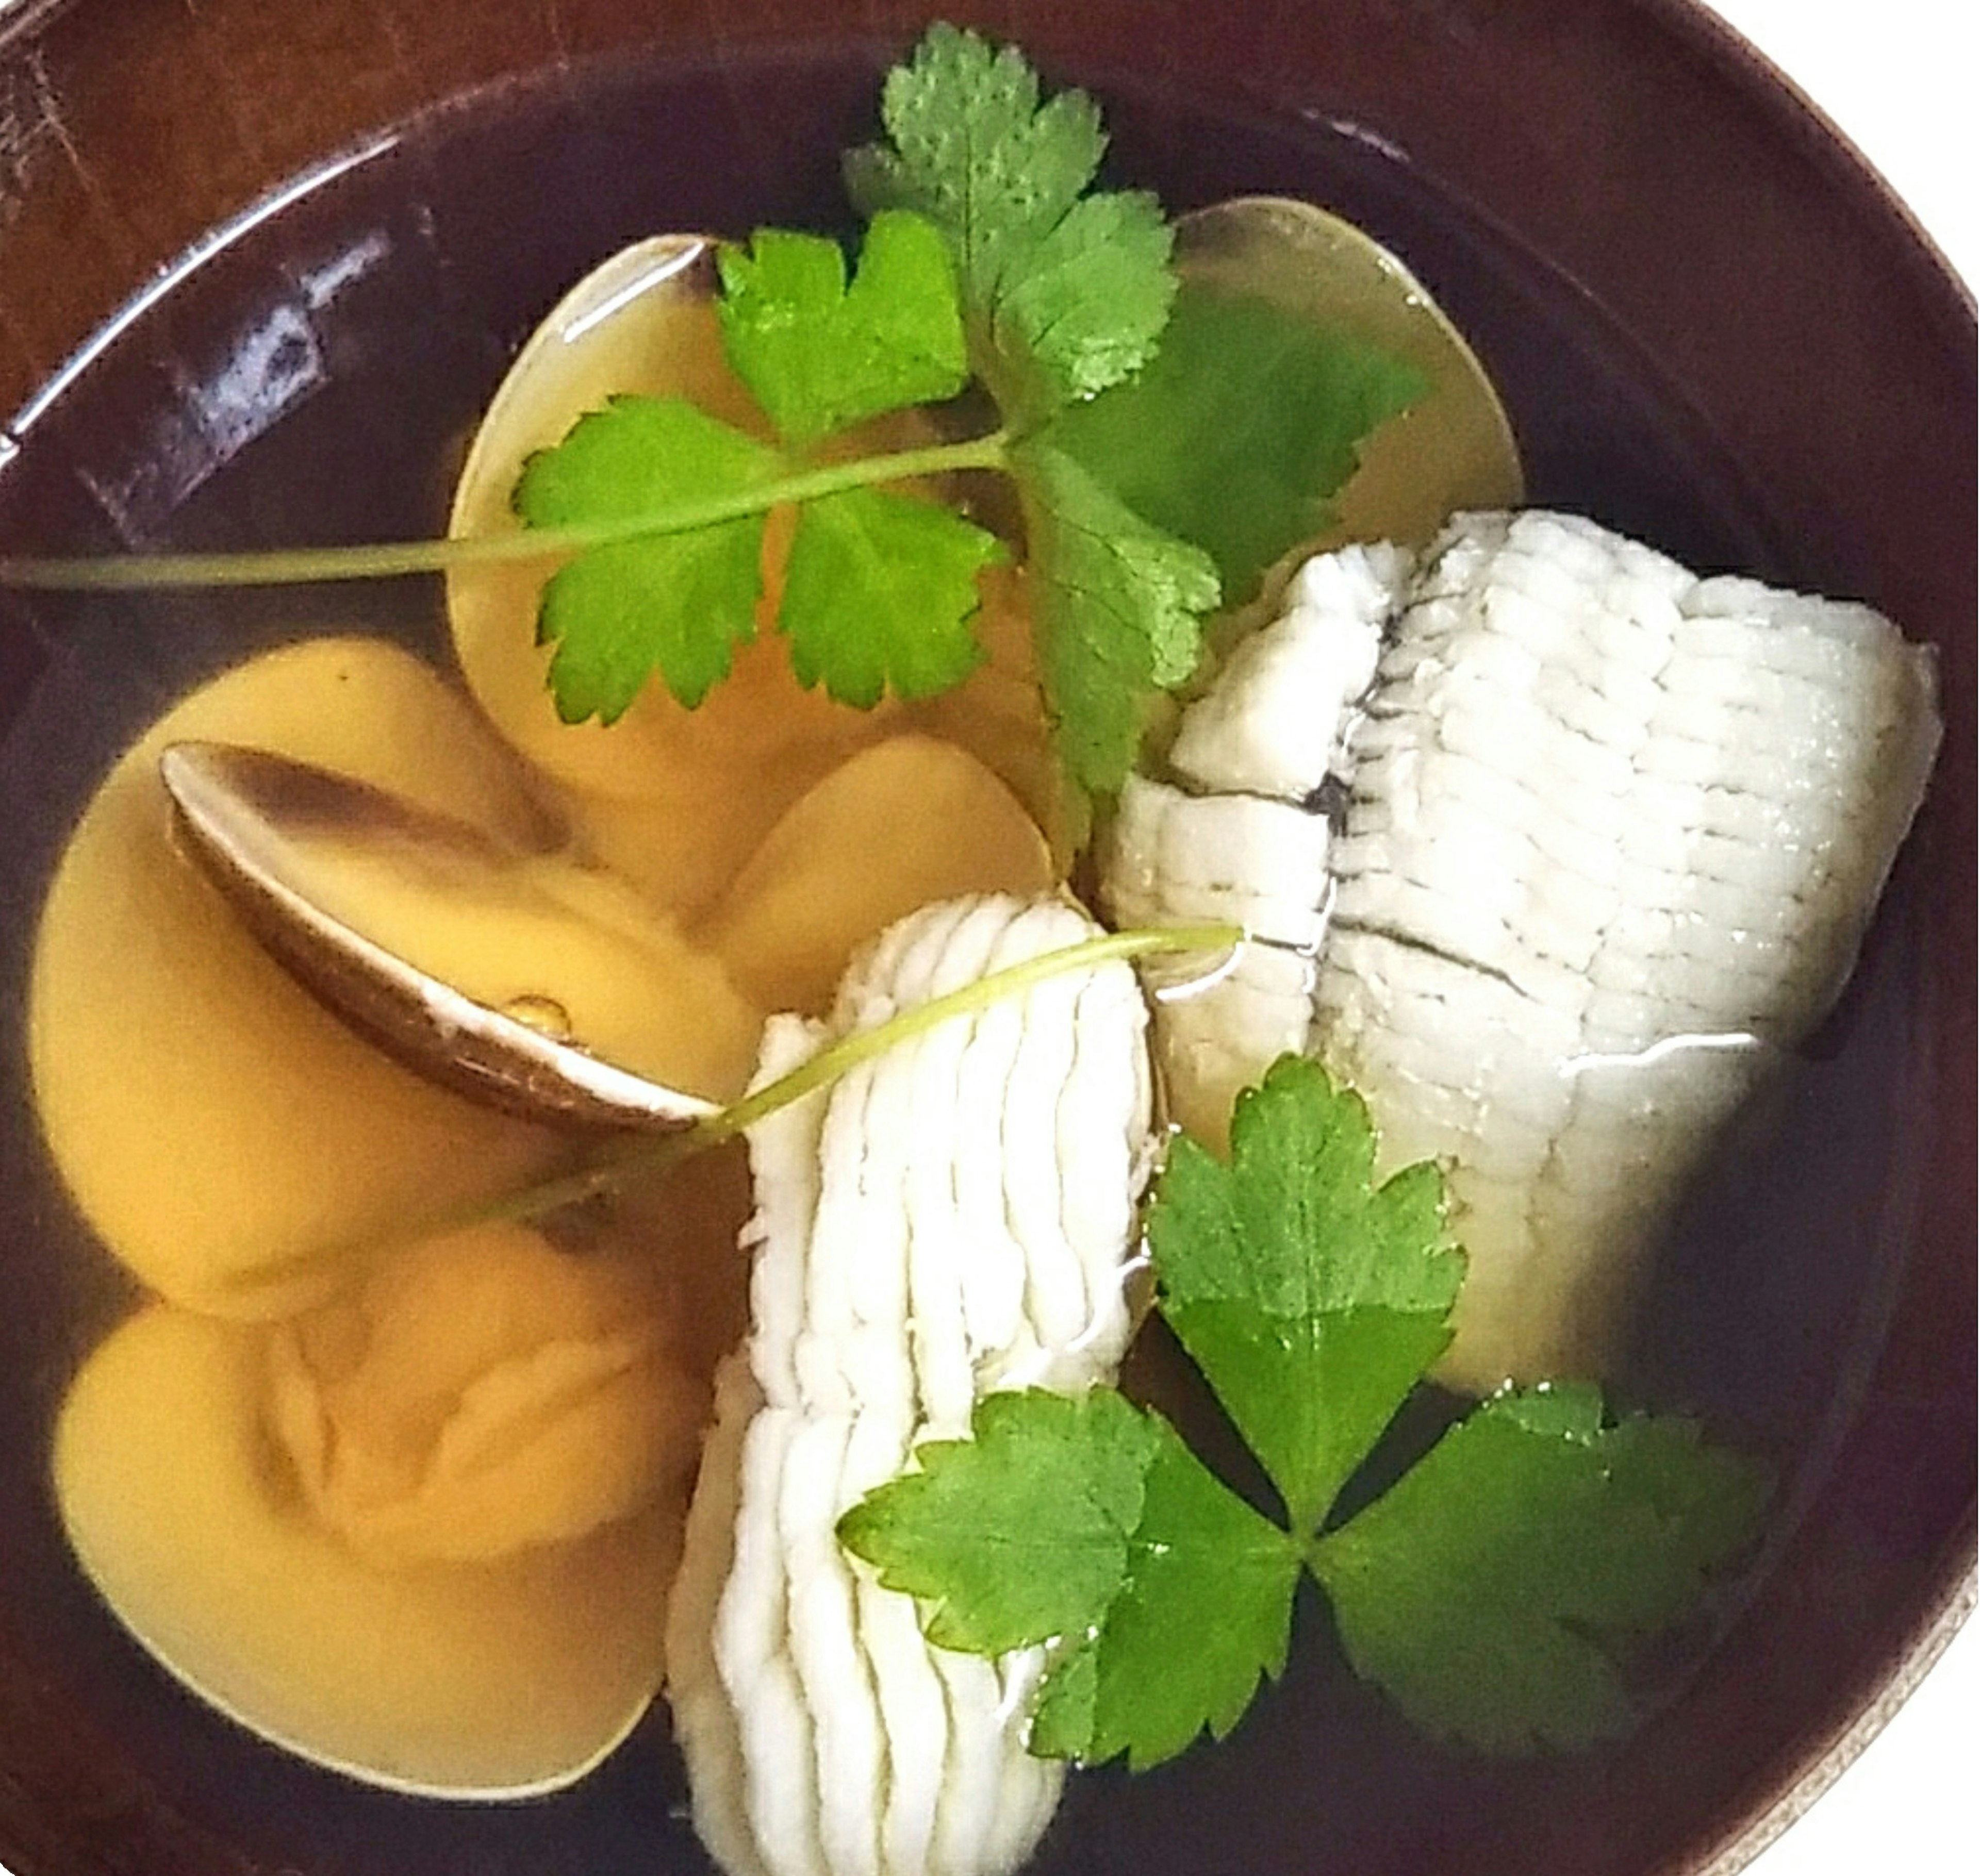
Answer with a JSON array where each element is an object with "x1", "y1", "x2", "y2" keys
[{"x1": 0, "y1": 4, "x2": 1971, "y2": 1874}]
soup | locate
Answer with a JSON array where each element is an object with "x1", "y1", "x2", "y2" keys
[{"x1": 0, "y1": 31, "x2": 1951, "y2": 1876}]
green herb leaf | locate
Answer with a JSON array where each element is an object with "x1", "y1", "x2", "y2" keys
[
  {"x1": 984, "y1": 188, "x2": 1173, "y2": 416},
  {"x1": 1147, "y1": 1056, "x2": 1462, "y2": 1534},
  {"x1": 513, "y1": 395, "x2": 781, "y2": 718},
  {"x1": 717, "y1": 210, "x2": 969, "y2": 447},
  {"x1": 778, "y1": 486, "x2": 1003, "y2": 707},
  {"x1": 840, "y1": 1387, "x2": 1299, "y2": 1773},
  {"x1": 1030, "y1": 1413, "x2": 1301, "y2": 1770},
  {"x1": 1308, "y1": 1384, "x2": 1771, "y2": 1753},
  {"x1": 837, "y1": 1387, "x2": 1160, "y2": 1656},
  {"x1": 836, "y1": 1057, "x2": 1768, "y2": 1777},
  {"x1": 1014, "y1": 440, "x2": 1220, "y2": 793},
  {"x1": 845, "y1": 22, "x2": 1175, "y2": 420},
  {"x1": 515, "y1": 26, "x2": 1217, "y2": 770},
  {"x1": 1046, "y1": 284, "x2": 1430, "y2": 599}
]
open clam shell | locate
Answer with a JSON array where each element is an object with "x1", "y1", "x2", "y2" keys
[{"x1": 159, "y1": 740, "x2": 751, "y2": 1130}]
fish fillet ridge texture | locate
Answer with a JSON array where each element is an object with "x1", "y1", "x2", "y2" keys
[
  {"x1": 668, "y1": 893, "x2": 1155, "y2": 1876},
  {"x1": 1102, "y1": 510, "x2": 1939, "y2": 1389}
]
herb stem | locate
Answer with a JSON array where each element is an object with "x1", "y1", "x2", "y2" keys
[
  {"x1": 703, "y1": 921, "x2": 1240, "y2": 1143},
  {"x1": 0, "y1": 429, "x2": 1014, "y2": 591},
  {"x1": 438, "y1": 921, "x2": 1241, "y2": 1237}
]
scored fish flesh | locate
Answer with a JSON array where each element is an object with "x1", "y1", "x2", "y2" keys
[
  {"x1": 667, "y1": 894, "x2": 1154, "y2": 1876},
  {"x1": 1102, "y1": 510, "x2": 1939, "y2": 1391}
]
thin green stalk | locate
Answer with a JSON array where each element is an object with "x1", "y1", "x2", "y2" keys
[
  {"x1": 703, "y1": 922, "x2": 1240, "y2": 1143},
  {"x1": 0, "y1": 430, "x2": 1013, "y2": 591},
  {"x1": 411, "y1": 921, "x2": 1242, "y2": 1242},
  {"x1": 206, "y1": 926, "x2": 1241, "y2": 1307}
]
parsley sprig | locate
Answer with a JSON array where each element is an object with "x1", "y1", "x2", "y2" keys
[{"x1": 839, "y1": 1056, "x2": 1770, "y2": 1770}]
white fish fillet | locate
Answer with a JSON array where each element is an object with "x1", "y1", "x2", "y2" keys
[
  {"x1": 667, "y1": 893, "x2": 1154, "y2": 1876},
  {"x1": 1100, "y1": 509, "x2": 1939, "y2": 1390},
  {"x1": 1169, "y1": 542, "x2": 1408, "y2": 796}
]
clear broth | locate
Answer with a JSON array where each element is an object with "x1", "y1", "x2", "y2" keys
[{"x1": 0, "y1": 39, "x2": 1930, "y2": 1876}]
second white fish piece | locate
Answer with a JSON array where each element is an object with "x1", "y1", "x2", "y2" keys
[{"x1": 668, "y1": 892, "x2": 1157, "y2": 1876}]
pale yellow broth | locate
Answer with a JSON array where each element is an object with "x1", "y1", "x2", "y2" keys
[{"x1": 28, "y1": 639, "x2": 576, "y2": 1319}]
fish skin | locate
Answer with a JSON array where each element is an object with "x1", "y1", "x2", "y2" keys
[
  {"x1": 1101, "y1": 508, "x2": 1940, "y2": 1390},
  {"x1": 668, "y1": 893, "x2": 1153, "y2": 1876}
]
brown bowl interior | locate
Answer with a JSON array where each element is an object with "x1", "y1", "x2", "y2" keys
[{"x1": 0, "y1": 3, "x2": 1973, "y2": 1874}]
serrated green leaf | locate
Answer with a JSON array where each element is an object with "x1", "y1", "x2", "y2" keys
[
  {"x1": 1033, "y1": 1413, "x2": 1301, "y2": 1770},
  {"x1": 1046, "y1": 284, "x2": 1430, "y2": 600},
  {"x1": 837, "y1": 1384, "x2": 1297, "y2": 1775},
  {"x1": 1013, "y1": 439, "x2": 1220, "y2": 793},
  {"x1": 986, "y1": 188, "x2": 1174, "y2": 414},
  {"x1": 1029, "y1": 1634, "x2": 1099, "y2": 1759},
  {"x1": 717, "y1": 210, "x2": 969, "y2": 447},
  {"x1": 777, "y1": 485, "x2": 1003, "y2": 707},
  {"x1": 1591, "y1": 1412, "x2": 1777, "y2": 1628},
  {"x1": 1308, "y1": 1387, "x2": 1771, "y2": 1754},
  {"x1": 846, "y1": 22, "x2": 1175, "y2": 419},
  {"x1": 1147, "y1": 1056, "x2": 1463, "y2": 1532},
  {"x1": 845, "y1": 23, "x2": 1106, "y2": 313},
  {"x1": 836, "y1": 1388, "x2": 1160, "y2": 1656},
  {"x1": 513, "y1": 395, "x2": 782, "y2": 718}
]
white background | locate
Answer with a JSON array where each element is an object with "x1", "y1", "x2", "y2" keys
[
  {"x1": 1692, "y1": 2, "x2": 1975, "y2": 1871},
  {"x1": 0, "y1": 4, "x2": 1969, "y2": 1876}
]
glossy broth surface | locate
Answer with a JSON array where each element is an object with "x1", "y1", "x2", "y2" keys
[{"x1": 0, "y1": 39, "x2": 1932, "y2": 1876}]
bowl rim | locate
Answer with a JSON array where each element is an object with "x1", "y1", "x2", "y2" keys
[
  {"x1": 1700, "y1": 1560, "x2": 1978, "y2": 1874},
  {"x1": 0, "y1": 4, "x2": 1973, "y2": 1874},
  {"x1": 1661, "y1": 0, "x2": 1974, "y2": 315},
  {"x1": 1639, "y1": 5, "x2": 1974, "y2": 1868}
]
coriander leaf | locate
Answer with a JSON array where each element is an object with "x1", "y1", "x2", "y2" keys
[
  {"x1": 1046, "y1": 284, "x2": 1430, "y2": 600},
  {"x1": 1031, "y1": 1412, "x2": 1301, "y2": 1770},
  {"x1": 1147, "y1": 1055, "x2": 1462, "y2": 1533},
  {"x1": 514, "y1": 395, "x2": 781, "y2": 718},
  {"x1": 836, "y1": 1387, "x2": 1160, "y2": 1656},
  {"x1": 1013, "y1": 439, "x2": 1220, "y2": 793},
  {"x1": 1308, "y1": 1385, "x2": 1771, "y2": 1754},
  {"x1": 717, "y1": 210, "x2": 969, "y2": 448},
  {"x1": 846, "y1": 23, "x2": 1175, "y2": 420},
  {"x1": 778, "y1": 486, "x2": 1004, "y2": 706}
]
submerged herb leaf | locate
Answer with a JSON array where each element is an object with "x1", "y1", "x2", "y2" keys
[
  {"x1": 513, "y1": 395, "x2": 781, "y2": 718},
  {"x1": 1014, "y1": 440, "x2": 1221, "y2": 793},
  {"x1": 985, "y1": 187, "x2": 1173, "y2": 416},
  {"x1": 845, "y1": 21, "x2": 1175, "y2": 420},
  {"x1": 1147, "y1": 1056, "x2": 1462, "y2": 1533},
  {"x1": 779, "y1": 486, "x2": 1005, "y2": 706},
  {"x1": 1046, "y1": 285, "x2": 1430, "y2": 599},
  {"x1": 1308, "y1": 1385, "x2": 1771, "y2": 1754},
  {"x1": 717, "y1": 211, "x2": 969, "y2": 447}
]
